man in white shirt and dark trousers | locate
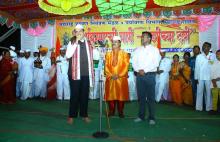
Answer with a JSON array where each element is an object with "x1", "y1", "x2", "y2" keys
[
  {"x1": 56, "y1": 47, "x2": 70, "y2": 100},
  {"x1": 132, "y1": 31, "x2": 161, "y2": 125},
  {"x1": 195, "y1": 42, "x2": 215, "y2": 111}
]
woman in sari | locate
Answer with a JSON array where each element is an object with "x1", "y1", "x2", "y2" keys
[
  {"x1": 169, "y1": 54, "x2": 183, "y2": 105},
  {"x1": 179, "y1": 52, "x2": 193, "y2": 106},
  {"x1": 0, "y1": 50, "x2": 17, "y2": 104}
]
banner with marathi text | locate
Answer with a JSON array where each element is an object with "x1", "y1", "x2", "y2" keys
[{"x1": 56, "y1": 16, "x2": 198, "y2": 58}]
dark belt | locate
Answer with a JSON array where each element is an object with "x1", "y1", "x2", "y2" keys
[{"x1": 144, "y1": 72, "x2": 156, "y2": 75}]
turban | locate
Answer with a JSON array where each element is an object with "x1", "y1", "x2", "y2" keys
[
  {"x1": 75, "y1": 24, "x2": 84, "y2": 30},
  {"x1": 39, "y1": 47, "x2": 48, "y2": 52},
  {"x1": 113, "y1": 36, "x2": 121, "y2": 41}
]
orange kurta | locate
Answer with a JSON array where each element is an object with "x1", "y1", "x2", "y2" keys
[
  {"x1": 179, "y1": 62, "x2": 193, "y2": 105},
  {"x1": 104, "y1": 50, "x2": 130, "y2": 101},
  {"x1": 169, "y1": 62, "x2": 183, "y2": 105}
]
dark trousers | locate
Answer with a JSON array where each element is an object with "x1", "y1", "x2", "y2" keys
[
  {"x1": 108, "y1": 101, "x2": 124, "y2": 115},
  {"x1": 136, "y1": 73, "x2": 156, "y2": 120},
  {"x1": 69, "y1": 76, "x2": 89, "y2": 118}
]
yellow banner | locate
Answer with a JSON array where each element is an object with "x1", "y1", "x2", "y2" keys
[{"x1": 56, "y1": 16, "x2": 198, "y2": 58}]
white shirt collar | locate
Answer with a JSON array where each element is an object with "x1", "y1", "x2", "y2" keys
[{"x1": 79, "y1": 37, "x2": 86, "y2": 42}]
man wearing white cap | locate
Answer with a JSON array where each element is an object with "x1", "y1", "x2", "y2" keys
[
  {"x1": 9, "y1": 46, "x2": 17, "y2": 61},
  {"x1": 31, "y1": 49, "x2": 39, "y2": 97},
  {"x1": 56, "y1": 47, "x2": 70, "y2": 100},
  {"x1": 104, "y1": 36, "x2": 130, "y2": 118},
  {"x1": 19, "y1": 49, "x2": 34, "y2": 100},
  {"x1": 66, "y1": 24, "x2": 94, "y2": 124},
  {"x1": 16, "y1": 50, "x2": 25, "y2": 97},
  {"x1": 155, "y1": 49, "x2": 172, "y2": 102},
  {"x1": 33, "y1": 49, "x2": 39, "y2": 58}
]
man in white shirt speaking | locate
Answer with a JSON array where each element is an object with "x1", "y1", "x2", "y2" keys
[{"x1": 132, "y1": 31, "x2": 161, "y2": 125}]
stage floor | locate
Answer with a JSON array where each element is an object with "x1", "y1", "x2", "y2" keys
[{"x1": 0, "y1": 100, "x2": 220, "y2": 142}]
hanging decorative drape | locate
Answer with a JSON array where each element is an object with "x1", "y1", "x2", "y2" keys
[
  {"x1": 0, "y1": 16, "x2": 20, "y2": 29},
  {"x1": 198, "y1": 15, "x2": 217, "y2": 32},
  {"x1": 153, "y1": 0, "x2": 196, "y2": 7},
  {"x1": 38, "y1": 0, "x2": 92, "y2": 15},
  {"x1": 25, "y1": 25, "x2": 49, "y2": 36},
  {"x1": 96, "y1": 0, "x2": 148, "y2": 16},
  {"x1": 219, "y1": 16, "x2": 220, "y2": 49}
]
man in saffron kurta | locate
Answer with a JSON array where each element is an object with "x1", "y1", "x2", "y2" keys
[{"x1": 104, "y1": 36, "x2": 130, "y2": 118}]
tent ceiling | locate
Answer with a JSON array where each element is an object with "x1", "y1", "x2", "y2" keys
[{"x1": 0, "y1": 0, "x2": 219, "y2": 23}]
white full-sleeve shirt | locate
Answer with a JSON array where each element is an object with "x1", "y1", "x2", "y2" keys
[
  {"x1": 159, "y1": 57, "x2": 172, "y2": 73},
  {"x1": 56, "y1": 55, "x2": 69, "y2": 75},
  {"x1": 194, "y1": 52, "x2": 216, "y2": 80},
  {"x1": 20, "y1": 57, "x2": 34, "y2": 83},
  {"x1": 66, "y1": 42, "x2": 77, "y2": 59},
  {"x1": 132, "y1": 44, "x2": 161, "y2": 73},
  {"x1": 210, "y1": 60, "x2": 220, "y2": 88}
]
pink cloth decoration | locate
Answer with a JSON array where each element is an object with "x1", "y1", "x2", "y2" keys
[
  {"x1": 218, "y1": 16, "x2": 220, "y2": 49},
  {"x1": 26, "y1": 25, "x2": 48, "y2": 36},
  {"x1": 198, "y1": 15, "x2": 217, "y2": 32}
]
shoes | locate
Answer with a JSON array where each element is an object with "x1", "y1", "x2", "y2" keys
[
  {"x1": 82, "y1": 117, "x2": 91, "y2": 123},
  {"x1": 149, "y1": 120, "x2": 156, "y2": 125},
  {"x1": 118, "y1": 113, "x2": 125, "y2": 118},
  {"x1": 67, "y1": 117, "x2": 73, "y2": 124},
  {"x1": 134, "y1": 117, "x2": 143, "y2": 123},
  {"x1": 107, "y1": 112, "x2": 114, "y2": 117},
  {"x1": 209, "y1": 110, "x2": 217, "y2": 115}
]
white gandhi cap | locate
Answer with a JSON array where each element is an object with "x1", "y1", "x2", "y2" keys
[
  {"x1": 60, "y1": 47, "x2": 65, "y2": 50},
  {"x1": 113, "y1": 36, "x2": 121, "y2": 41},
  {"x1": 75, "y1": 24, "x2": 84, "y2": 30},
  {"x1": 25, "y1": 49, "x2": 31, "y2": 52},
  {"x1": 10, "y1": 46, "x2": 16, "y2": 51},
  {"x1": 160, "y1": 48, "x2": 166, "y2": 52}
]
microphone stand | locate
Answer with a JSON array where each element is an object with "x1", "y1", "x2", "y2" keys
[{"x1": 92, "y1": 59, "x2": 109, "y2": 138}]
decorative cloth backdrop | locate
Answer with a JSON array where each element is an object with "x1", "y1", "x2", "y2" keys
[
  {"x1": 199, "y1": 15, "x2": 219, "y2": 52},
  {"x1": 21, "y1": 25, "x2": 54, "y2": 53}
]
